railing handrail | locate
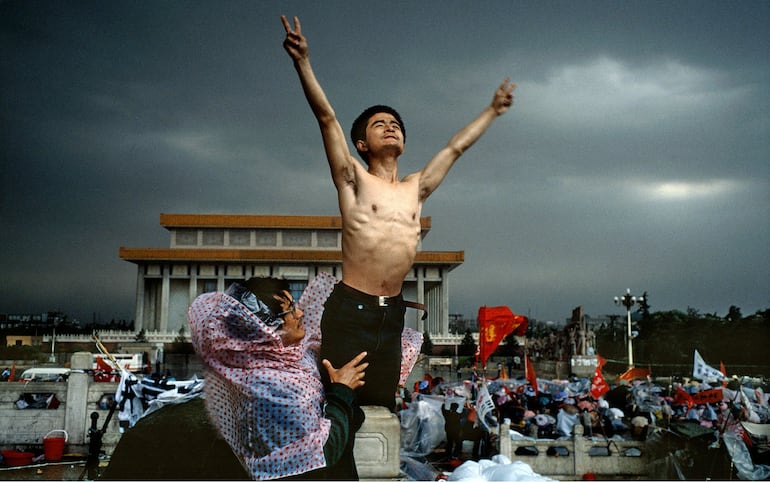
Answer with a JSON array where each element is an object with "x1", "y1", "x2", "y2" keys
[{"x1": 42, "y1": 330, "x2": 179, "y2": 344}]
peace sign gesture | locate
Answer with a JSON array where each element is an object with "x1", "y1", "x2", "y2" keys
[
  {"x1": 491, "y1": 77, "x2": 516, "y2": 116},
  {"x1": 281, "y1": 15, "x2": 308, "y2": 61}
]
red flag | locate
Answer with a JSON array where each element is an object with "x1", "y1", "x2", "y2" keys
[
  {"x1": 692, "y1": 388, "x2": 723, "y2": 405},
  {"x1": 525, "y1": 355, "x2": 538, "y2": 396},
  {"x1": 674, "y1": 386, "x2": 694, "y2": 410},
  {"x1": 95, "y1": 356, "x2": 113, "y2": 372},
  {"x1": 591, "y1": 355, "x2": 610, "y2": 399},
  {"x1": 618, "y1": 366, "x2": 651, "y2": 382},
  {"x1": 477, "y1": 306, "x2": 528, "y2": 366},
  {"x1": 720, "y1": 361, "x2": 728, "y2": 387},
  {"x1": 511, "y1": 315, "x2": 528, "y2": 337},
  {"x1": 597, "y1": 354, "x2": 607, "y2": 369}
]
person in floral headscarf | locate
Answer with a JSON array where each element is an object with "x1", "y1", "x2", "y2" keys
[{"x1": 190, "y1": 275, "x2": 368, "y2": 480}]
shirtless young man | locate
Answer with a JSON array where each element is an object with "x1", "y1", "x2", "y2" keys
[{"x1": 281, "y1": 15, "x2": 515, "y2": 412}]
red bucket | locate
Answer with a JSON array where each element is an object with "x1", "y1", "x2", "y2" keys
[{"x1": 43, "y1": 429, "x2": 68, "y2": 461}]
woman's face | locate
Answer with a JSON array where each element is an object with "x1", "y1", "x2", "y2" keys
[{"x1": 275, "y1": 290, "x2": 305, "y2": 346}]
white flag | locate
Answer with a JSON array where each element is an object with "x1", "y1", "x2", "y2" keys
[
  {"x1": 115, "y1": 367, "x2": 143, "y2": 429},
  {"x1": 475, "y1": 382, "x2": 498, "y2": 431},
  {"x1": 693, "y1": 349, "x2": 726, "y2": 382}
]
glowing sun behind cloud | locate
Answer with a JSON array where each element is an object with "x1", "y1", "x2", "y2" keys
[{"x1": 645, "y1": 180, "x2": 739, "y2": 200}]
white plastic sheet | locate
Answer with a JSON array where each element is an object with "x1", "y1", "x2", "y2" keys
[
  {"x1": 399, "y1": 398, "x2": 446, "y2": 457},
  {"x1": 723, "y1": 432, "x2": 770, "y2": 480},
  {"x1": 447, "y1": 455, "x2": 557, "y2": 481}
]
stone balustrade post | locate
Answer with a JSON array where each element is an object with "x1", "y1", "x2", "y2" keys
[
  {"x1": 355, "y1": 406, "x2": 401, "y2": 479},
  {"x1": 499, "y1": 419, "x2": 511, "y2": 459},
  {"x1": 573, "y1": 423, "x2": 586, "y2": 476},
  {"x1": 65, "y1": 352, "x2": 93, "y2": 445}
]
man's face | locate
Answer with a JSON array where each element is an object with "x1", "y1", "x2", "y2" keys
[
  {"x1": 275, "y1": 290, "x2": 305, "y2": 346},
  {"x1": 361, "y1": 113, "x2": 404, "y2": 155}
]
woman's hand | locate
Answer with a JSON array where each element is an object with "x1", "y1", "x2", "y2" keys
[{"x1": 322, "y1": 351, "x2": 368, "y2": 390}]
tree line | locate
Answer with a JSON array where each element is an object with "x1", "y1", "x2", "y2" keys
[
  {"x1": 425, "y1": 305, "x2": 769, "y2": 378},
  {"x1": 598, "y1": 306, "x2": 770, "y2": 377}
]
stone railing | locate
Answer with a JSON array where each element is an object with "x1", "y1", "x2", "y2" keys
[
  {"x1": 0, "y1": 352, "x2": 121, "y2": 455},
  {"x1": 498, "y1": 422, "x2": 649, "y2": 479},
  {"x1": 0, "y1": 351, "x2": 402, "y2": 480},
  {"x1": 43, "y1": 330, "x2": 178, "y2": 344}
]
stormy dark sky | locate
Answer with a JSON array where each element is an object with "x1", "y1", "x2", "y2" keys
[{"x1": 1, "y1": 0, "x2": 768, "y2": 324}]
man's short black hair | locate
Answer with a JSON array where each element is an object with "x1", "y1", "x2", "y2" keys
[{"x1": 350, "y1": 105, "x2": 406, "y2": 164}]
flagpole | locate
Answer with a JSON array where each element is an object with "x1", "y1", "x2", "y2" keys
[
  {"x1": 524, "y1": 337, "x2": 528, "y2": 378},
  {"x1": 522, "y1": 335, "x2": 527, "y2": 385},
  {"x1": 524, "y1": 337, "x2": 535, "y2": 395}
]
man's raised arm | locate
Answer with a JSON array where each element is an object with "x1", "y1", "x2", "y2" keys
[
  {"x1": 281, "y1": 15, "x2": 354, "y2": 187},
  {"x1": 417, "y1": 78, "x2": 516, "y2": 200}
]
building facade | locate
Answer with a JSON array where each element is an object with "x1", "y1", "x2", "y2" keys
[{"x1": 120, "y1": 214, "x2": 464, "y2": 339}]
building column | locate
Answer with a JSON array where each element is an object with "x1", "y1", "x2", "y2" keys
[
  {"x1": 441, "y1": 268, "x2": 450, "y2": 336},
  {"x1": 217, "y1": 264, "x2": 226, "y2": 292},
  {"x1": 134, "y1": 265, "x2": 145, "y2": 331},
  {"x1": 416, "y1": 268, "x2": 425, "y2": 333},
  {"x1": 160, "y1": 265, "x2": 170, "y2": 332},
  {"x1": 187, "y1": 266, "x2": 198, "y2": 334},
  {"x1": 189, "y1": 265, "x2": 198, "y2": 304}
]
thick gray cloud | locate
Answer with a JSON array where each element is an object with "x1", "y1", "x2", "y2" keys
[{"x1": 1, "y1": 0, "x2": 767, "y2": 324}]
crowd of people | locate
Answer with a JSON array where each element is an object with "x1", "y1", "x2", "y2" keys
[{"x1": 401, "y1": 367, "x2": 769, "y2": 470}]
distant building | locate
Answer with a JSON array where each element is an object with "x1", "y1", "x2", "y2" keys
[
  {"x1": 119, "y1": 214, "x2": 464, "y2": 339},
  {"x1": 4, "y1": 334, "x2": 43, "y2": 347},
  {"x1": 0, "y1": 312, "x2": 69, "y2": 347},
  {"x1": 448, "y1": 313, "x2": 478, "y2": 334},
  {"x1": 0, "y1": 312, "x2": 61, "y2": 331}
]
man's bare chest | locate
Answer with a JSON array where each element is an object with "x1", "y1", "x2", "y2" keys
[{"x1": 349, "y1": 179, "x2": 421, "y2": 223}]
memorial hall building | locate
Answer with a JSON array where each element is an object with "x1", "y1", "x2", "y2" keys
[{"x1": 119, "y1": 213, "x2": 464, "y2": 340}]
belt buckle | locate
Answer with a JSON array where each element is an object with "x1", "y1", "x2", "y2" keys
[{"x1": 377, "y1": 295, "x2": 388, "y2": 307}]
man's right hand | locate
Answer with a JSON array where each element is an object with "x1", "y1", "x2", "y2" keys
[
  {"x1": 281, "y1": 15, "x2": 308, "y2": 61},
  {"x1": 322, "y1": 351, "x2": 368, "y2": 390},
  {"x1": 491, "y1": 77, "x2": 516, "y2": 116}
]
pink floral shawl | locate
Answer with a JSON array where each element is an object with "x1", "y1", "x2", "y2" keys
[{"x1": 189, "y1": 272, "x2": 422, "y2": 479}]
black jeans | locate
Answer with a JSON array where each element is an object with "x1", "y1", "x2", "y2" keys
[
  {"x1": 320, "y1": 282, "x2": 406, "y2": 411},
  {"x1": 319, "y1": 283, "x2": 405, "y2": 480}
]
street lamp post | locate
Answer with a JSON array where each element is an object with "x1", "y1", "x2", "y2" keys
[
  {"x1": 614, "y1": 289, "x2": 637, "y2": 369},
  {"x1": 49, "y1": 322, "x2": 57, "y2": 363},
  {"x1": 49, "y1": 315, "x2": 62, "y2": 363}
]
